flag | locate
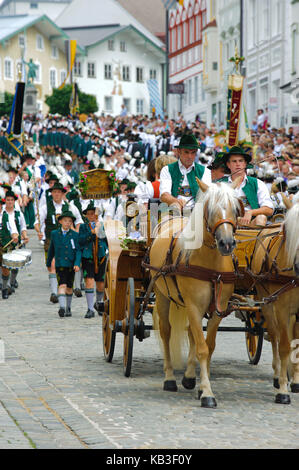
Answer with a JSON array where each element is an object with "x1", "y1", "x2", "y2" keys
[
  {"x1": 59, "y1": 39, "x2": 77, "y2": 89},
  {"x1": 69, "y1": 82, "x2": 79, "y2": 116},
  {"x1": 161, "y1": 0, "x2": 182, "y2": 10},
  {"x1": 147, "y1": 79, "x2": 164, "y2": 119},
  {"x1": 5, "y1": 80, "x2": 25, "y2": 157}
]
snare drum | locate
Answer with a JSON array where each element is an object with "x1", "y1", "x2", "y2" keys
[
  {"x1": 2, "y1": 252, "x2": 27, "y2": 270},
  {"x1": 18, "y1": 249, "x2": 32, "y2": 265}
]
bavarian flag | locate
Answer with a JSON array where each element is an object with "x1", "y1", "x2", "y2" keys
[
  {"x1": 69, "y1": 82, "x2": 79, "y2": 116},
  {"x1": 6, "y1": 80, "x2": 25, "y2": 157}
]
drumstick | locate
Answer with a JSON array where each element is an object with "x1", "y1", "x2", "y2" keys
[{"x1": 2, "y1": 239, "x2": 15, "y2": 251}]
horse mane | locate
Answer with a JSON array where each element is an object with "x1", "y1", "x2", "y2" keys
[
  {"x1": 284, "y1": 202, "x2": 299, "y2": 265},
  {"x1": 179, "y1": 182, "x2": 240, "y2": 250}
]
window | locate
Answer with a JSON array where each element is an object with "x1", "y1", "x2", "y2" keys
[
  {"x1": 149, "y1": 69, "x2": 157, "y2": 80},
  {"x1": 188, "y1": 79, "x2": 192, "y2": 106},
  {"x1": 108, "y1": 39, "x2": 114, "y2": 51},
  {"x1": 49, "y1": 68, "x2": 57, "y2": 88},
  {"x1": 212, "y1": 62, "x2": 218, "y2": 71},
  {"x1": 18, "y1": 34, "x2": 25, "y2": 49},
  {"x1": 136, "y1": 99, "x2": 144, "y2": 114},
  {"x1": 36, "y1": 34, "x2": 44, "y2": 51},
  {"x1": 136, "y1": 67, "x2": 144, "y2": 83},
  {"x1": 104, "y1": 96, "x2": 113, "y2": 113},
  {"x1": 4, "y1": 58, "x2": 13, "y2": 80},
  {"x1": 34, "y1": 63, "x2": 41, "y2": 83},
  {"x1": 74, "y1": 60, "x2": 82, "y2": 77},
  {"x1": 88, "y1": 62, "x2": 96, "y2": 78},
  {"x1": 189, "y1": 18, "x2": 194, "y2": 44},
  {"x1": 183, "y1": 22, "x2": 188, "y2": 47},
  {"x1": 104, "y1": 64, "x2": 112, "y2": 80},
  {"x1": 122, "y1": 65, "x2": 130, "y2": 81},
  {"x1": 123, "y1": 98, "x2": 131, "y2": 113},
  {"x1": 120, "y1": 41, "x2": 127, "y2": 52},
  {"x1": 51, "y1": 45, "x2": 59, "y2": 59},
  {"x1": 177, "y1": 25, "x2": 182, "y2": 49},
  {"x1": 60, "y1": 70, "x2": 67, "y2": 85},
  {"x1": 30, "y1": 2, "x2": 38, "y2": 8},
  {"x1": 194, "y1": 76, "x2": 199, "y2": 103}
]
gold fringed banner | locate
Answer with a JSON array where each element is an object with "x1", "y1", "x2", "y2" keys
[
  {"x1": 226, "y1": 74, "x2": 244, "y2": 148},
  {"x1": 59, "y1": 39, "x2": 77, "y2": 90}
]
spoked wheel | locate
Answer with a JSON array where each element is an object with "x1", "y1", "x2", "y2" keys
[
  {"x1": 245, "y1": 314, "x2": 264, "y2": 365},
  {"x1": 102, "y1": 259, "x2": 116, "y2": 362},
  {"x1": 123, "y1": 278, "x2": 135, "y2": 377}
]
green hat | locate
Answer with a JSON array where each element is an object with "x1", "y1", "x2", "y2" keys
[
  {"x1": 176, "y1": 134, "x2": 200, "y2": 150},
  {"x1": 49, "y1": 182, "x2": 67, "y2": 193},
  {"x1": 58, "y1": 210, "x2": 76, "y2": 222},
  {"x1": 221, "y1": 146, "x2": 252, "y2": 164},
  {"x1": 5, "y1": 190, "x2": 18, "y2": 200},
  {"x1": 208, "y1": 153, "x2": 226, "y2": 170},
  {"x1": 83, "y1": 200, "x2": 96, "y2": 214}
]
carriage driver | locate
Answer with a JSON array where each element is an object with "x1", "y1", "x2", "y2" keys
[
  {"x1": 221, "y1": 146, "x2": 274, "y2": 226},
  {"x1": 159, "y1": 134, "x2": 212, "y2": 211}
]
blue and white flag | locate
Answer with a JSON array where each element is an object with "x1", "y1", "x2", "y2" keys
[
  {"x1": 161, "y1": 0, "x2": 177, "y2": 10},
  {"x1": 147, "y1": 79, "x2": 164, "y2": 119}
]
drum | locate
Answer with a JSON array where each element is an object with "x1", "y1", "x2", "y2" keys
[
  {"x1": 2, "y1": 252, "x2": 27, "y2": 270},
  {"x1": 18, "y1": 249, "x2": 32, "y2": 265}
]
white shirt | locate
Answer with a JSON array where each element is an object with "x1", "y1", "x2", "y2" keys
[
  {"x1": 37, "y1": 200, "x2": 83, "y2": 238},
  {"x1": 227, "y1": 175, "x2": 274, "y2": 211},
  {"x1": 1, "y1": 208, "x2": 26, "y2": 233},
  {"x1": 159, "y1": 160, "x2": 212, "y2": 208}
]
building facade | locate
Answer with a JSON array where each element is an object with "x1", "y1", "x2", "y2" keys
[
  {"x1": 0, "y1": 0, "x2": 72, "y2": 21},
  {"x1": 0, "y1": 15, "x2": 82, "y2": 114}
]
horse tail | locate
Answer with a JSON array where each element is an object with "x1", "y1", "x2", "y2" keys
[
  {"x1": 284, "y1": 202, "x2": 299, "y2": 265},
  {"x1": 169, "y1": 303, "x2": 189, "y2": 370}
]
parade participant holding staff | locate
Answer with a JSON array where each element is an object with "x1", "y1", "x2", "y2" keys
[
  {"x1": 46, "y1": 210, "x2": 81, "y2": 317},
  {"x1": 34, "y1": 181, "x2": 83, "y2": 303},
  {"x1": 159, "y1": 134, "x2": 211, "y2": 211},
  {"x1": 79, "y1": 201, "x2": 108, "y2": 318},
  {"x1": 221, "y1": 146, "x2": 274, "y2": 226}
]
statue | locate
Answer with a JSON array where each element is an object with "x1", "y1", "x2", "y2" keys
[{"x1": 22, "y1": 58, "x2": 38, "y2": 86}]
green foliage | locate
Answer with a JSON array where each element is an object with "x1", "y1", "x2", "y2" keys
[
  {"x1": 45, "y1": 84, "x2": 98, "y2": 115},
  {"x1": 0, "y1": 92, "x2": 15, "y2": 116}
]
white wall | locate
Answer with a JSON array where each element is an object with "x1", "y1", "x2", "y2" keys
[{"x1": 75, "y1": 30, "x2": 164, "y2": 116}]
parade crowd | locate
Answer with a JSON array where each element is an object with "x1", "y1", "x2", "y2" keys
[{"x1": 0, "y1": 110, "x2": 298, "y2": 317}]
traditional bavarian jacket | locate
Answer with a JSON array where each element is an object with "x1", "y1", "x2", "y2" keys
[
  {"x1": 78, "y1": 221, "x2": 107, "y2": 263},
  {"x1": 46, "y1": 228, "x2": 81, "y2": 269},
  {"x1": 159, "y1": 160, "x2": 212, "y2": 208},
  {"x1": 0, "y1": 209, "x2": 26, "y2": 247},
  {"x1": 37, "y1": 199, "x2": 83, "y2": 240},
  {"x1": 222, "y1": 175, "x2": 274, "y2": 211}
]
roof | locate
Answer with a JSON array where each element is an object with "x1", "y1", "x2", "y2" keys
[
  {"x1": 56, "y1": 0, "x2": 164, "y2": 49},
  {"x1": 0, "y1": 0, "x2": 71, "y2": 7},
  {"x1": 64, "y1": 24, "x2": 165, "y2": 61},
  {"x1": 0, "y1": 14, "x2": 85, "y2": 54}
]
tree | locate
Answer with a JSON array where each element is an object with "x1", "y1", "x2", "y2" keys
[
  {"x1": 0, "y1": 91, "x2": 15, "y2": 116},
  {"x1": 45, "y1": 84, "x2": 98, "y2": 115}
]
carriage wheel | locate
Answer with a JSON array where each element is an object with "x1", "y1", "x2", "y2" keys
[
  {"x1": 245, "y1": 316, "x2": 263, "y2": 365},
  {"x1": 102, "y1": 259, "x2": 116, "y2": 362},
  {"x1": 123, "y1": 278, "x2": 135, "y2": 377}
]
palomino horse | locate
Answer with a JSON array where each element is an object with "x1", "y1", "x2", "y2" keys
[
  {"x1": 149, "y1": 181, "x2": 243, "y2": 408},
  {"x1": 251, "y1": 202, "x2": 299, "y2": 404}
]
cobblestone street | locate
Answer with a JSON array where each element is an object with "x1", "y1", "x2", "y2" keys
[{"x1": 0, "y1": 232, "x2": 298, "y2": 450}]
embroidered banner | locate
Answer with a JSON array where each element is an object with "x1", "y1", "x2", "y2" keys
[{"x1": 226, "y1": 74, "x2": 244, "y2": 147}]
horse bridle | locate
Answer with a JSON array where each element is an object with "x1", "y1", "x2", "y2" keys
[{"x1": 204, "y1": 198, "x2": 245, "y2": 237}]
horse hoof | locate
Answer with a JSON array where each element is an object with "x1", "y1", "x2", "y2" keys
[
  {"x1": 273, "y1": 378, "x2": 279, "y2": 389},
  {"x1": 275, "y1": 393, "x2": 291, "y2": 405},
  {"x1": 163, "y1": 380, "x2": 178, "y2": 392},
  {"x1": 182, "y1": 375, "x2": 196, "y2": 390},
  {"x1": 290, "y1": 383, "x2": 299, "y2": 393},
  {"x1": 201, "y1": 396, "x2": 217, "y2": 408}
]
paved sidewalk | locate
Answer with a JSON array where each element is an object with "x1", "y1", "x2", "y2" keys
[{"x1": 0, "y1": 231, "x2": 298, "y2": 449}]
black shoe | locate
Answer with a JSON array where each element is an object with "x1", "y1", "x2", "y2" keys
[
  {"x1": 2, "y1": 289, "x2": 9, "y2": 299},
  {"x1": 65, "y1": 308, "x2": 72, "y2": 317},
  {"x1": 58, "y1": 308, "x2": 65, "y2": 318},
  {"x1": 84, "y1": 309, "x2": 95, "y2": 319},
  {"x1": 8, "y1": 285, "x2": 15, "y2": 294},
  {"x1": 74, "y1": 288, "x2": 82, "y2": 298},
  {"x1": 94, "y1": 301, "x2": 103, "y2": 316},
  {"x1": 12, "y1": 280, "x2": 18, "y2": 289},
  {"x1": 50, "y1": 293, "x2": 58, "y2": 304}
]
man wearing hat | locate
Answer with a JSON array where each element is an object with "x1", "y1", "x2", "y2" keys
[
  {"x1": 46, "y1": 210, "x2": 81, "y2": 317},
  {"x1": 79, "y1": 201, "x2": 108, "y2": 318},
  {"x1": 159, "y1": 134, "x2": 211, "y2": 211},
  {"x1": 222, "y1": 146, "x2": 274, "y2": 226},
  {"x1": 0, "y1": 190, "x2": 29, "y2": 298},
  {"x1": 35, "y1": 181, "x2": 83, "y2": 303}
]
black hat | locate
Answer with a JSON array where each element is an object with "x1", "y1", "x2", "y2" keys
[
  {"x1": 83, "y1": 201, "x2": 96, "y2": 214},
  {"x1": 207, "y1": 153, "x2": 226, "y2": 170},
  {"x1": 49, "y1": 182, "x2": 67, "y2": 193},
  {"x1": 176, "y1": 134, "x2": 200, "y2": 150},
  {"x1": 5, "y1": 190, "x2": 18, "y2": 200}
]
